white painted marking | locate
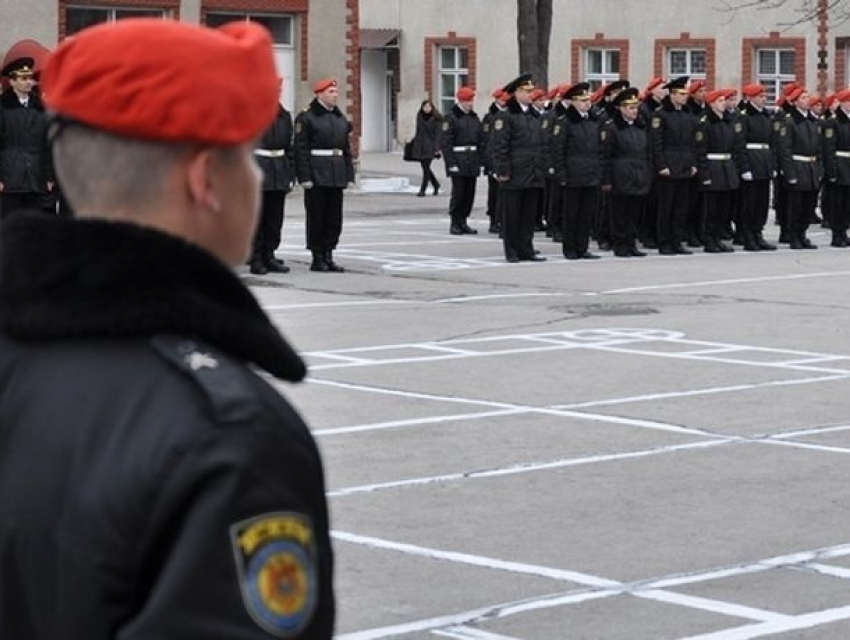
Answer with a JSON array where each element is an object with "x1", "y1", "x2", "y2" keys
[
  {"x1": 799, "y1": 562, "x2": 850, "y2": 580},
  {"x1": 636, "y1": 589, "x2": 789, "y2": 623},
  {"x1": 314, "y1": 408, "x2": 525, "y2": 437},
  {"x1": 264, "y1": 300, "x2": 412, "y2": 311},
  {"x1": 433, "y1": 292, "x2": 571, "y2": 303},
  {"x1": 678, "y1": 604, "x2": 850, "y2": 639},
  {"x1": 596, "y1": 270, "x2": 850, "y2": 295},
  {"x1": 432, "y1": 627, "x2": 523, "y2": 640}
]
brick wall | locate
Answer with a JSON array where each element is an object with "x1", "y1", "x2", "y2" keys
[
  {"x1": 836, "y1": 37, "x2": 849, "y2": 90},
  {"x1": 570, "y1": 33, "x2": 630, "y2": 85},
  {"x1": 741, "y1": 32, "x2": 806, "y2": 91},
  {"x1": 654, "y1": 33, "x2": 716, "y2": 88},
  {"x1": 423, "y1": 32, "x2": 477, "y2": 99},
  {"x1": 345, "y1": 0, "x2": 360, "y2": 157}
]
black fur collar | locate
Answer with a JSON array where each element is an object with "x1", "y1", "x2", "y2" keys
[
  {"x1": 1, "y1": 89, "x2": 43, "y2": 111},
  {"x1": 309, "y1": 98, "x2": 344, "y2": 118},
  {"x1": 0, "y1": 215, "x2": 305, "y2": 381},
  {"x1": 451, "y1": 104, "x2": 478, "y2": 118},
  {"x1": 565, "y1": 104, "x2": 595, "y2": 123}
]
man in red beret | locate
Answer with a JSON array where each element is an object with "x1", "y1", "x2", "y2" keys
[
  {"x1": 0, "y1": 56, "x2": 53, "y2": 219},
  {"x1": 737, "y1": 83, "x2": 777, "y2": 251},
  {"x1": 821, "y1": 90, "x2": 850, "y2": 246},
  {"x1": 0, "y1": 18, "x2": 334, "y2": 639},
  {"x1": 481, "y1": 86, "x2": 509, "y2": 233},
  {"x1": 439, "y1": 85, "x2": 482, "y2": 235},
  {"x1": 295, "y1": 78, "x2": 355, "y2": 271},
  {"x1": 776, "y1": 86, "x2": 822, "y2": 249},
  {"x1": 637, "y1": 78, "x2": 666, "y2": 250}
]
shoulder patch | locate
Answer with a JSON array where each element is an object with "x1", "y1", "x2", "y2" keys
[
  {"x1": 734, "y1": 122, "x2": 743, "y2": 133},
  {"x1": 553, "y1": 124, "x2": 561, "y2": 136},
  {"x1": 495, "y1": 119, "x2": 504, "y2": 130},
  {"x1": 150, "y1": 335, "x2": 258, "y2": 424},
  {"x1": 483, "y1": 123, "x2": 490, "y2": 132},
  {"x1": 651, "y1": 117, "x2": 661, "y2": 129},
  {"x1": 779, "y1": 126, "x2": 787, "y2": 137},
  {"x1": 542, "y1": 119, "x2": 549, "y2": 129},
  {"x1": 601, "y1": 130, "x2": 607, "y2": 141},
  {"x1": 826, "y1": 127, "x2": 834, "y2": 138},
  {"x1": 295, "y1": 122, "x2": 302, "y2": 134},
  {"x1": 695, "y1": 131, "x2": 704, "y2": 142},
  {"x1": 231, "y1": 512, "x2": 318, "y2": 638},
  {"x1": 442, "y1": 121, "x2": 450, "y2": 131},
  {"x1": 773, "y1": 121, "x2": 781, "y2": 131}
]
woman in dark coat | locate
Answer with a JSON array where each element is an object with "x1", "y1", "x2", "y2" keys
[{"x1": 411, "y1": 100, "x2": 442, "y2": 196}]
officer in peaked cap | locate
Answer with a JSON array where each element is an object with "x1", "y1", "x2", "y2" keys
[
  {"x1": 490, "y1": 73, "x2": 548, "y2": 262},
  {"x1": 0, "y1": 55, "x2": 52, "y2": 218},
  {"x1": 0, "y1": 18, "x2": 334, "y2": 639}
]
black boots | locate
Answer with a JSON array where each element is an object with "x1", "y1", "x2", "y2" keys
[{"x1": 310, "y1": 250, "x2": 345, "y2": 272}]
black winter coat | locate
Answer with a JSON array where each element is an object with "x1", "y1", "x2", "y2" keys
[
  {"x1": 490, "y1": 98, "x2": 546, "y2": 190},
  {"x1": 0, "y1": 90, "x2": 52, "y2": 193},
  {"x1": 411, "y1": 112, "x2": 441, "y2": 160},
  {"x1": 602, "y1": 113, "x2": 653, "y2": 196},
  {"x1": 737, "y1": 102, "x2": 775, "y2": 180},
  {"x1": 294, "y1": 98, "x2": 355, "y2": 188},
  {"x1": 695, "y1": 109, "x2": 743, "y2": 192},
  {"x1": 552, "y1": 105, "x2": 603, "y2": 187},
  {"x1": 822, "y1": 108, "x2": 850, "y2": 185},
  {"x1": 650, "y1": 99, "x2": 697, "y2": 179},
  {"x1": 480, "y1": 102, "x2": 503, "y2": 174},
  {"x1": 776, "y1": 108, "x2": 823, "y2": 192},
  {"x1": 256, "y1": 105, "x2": 295, "y2": 192},
  {"x1": 0, "y1": 215, "x2": 334, "y2": 640},
  {"x1": 439, "y1": 104, "x2": 482, "y2": 178}
]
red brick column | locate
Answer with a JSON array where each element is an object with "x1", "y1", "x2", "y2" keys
[{"x1": 345, "y1": 0, "x2": 361, "y2": 158}]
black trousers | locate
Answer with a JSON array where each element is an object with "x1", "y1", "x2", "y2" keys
[
  {"x1": 611, "y1": 193, "x2": 645, "y2": 249},
  {"x1": 419, "y1": 160, "x2": 439, "y2": 192},
  {"x1": 595, "y1": 190, "x2": 612, "y2": 245},
  {"x1": 656, "y1": 178, "x2": 691, "y2": 248},
  {"x1": 741, "y1": 180, "x2": 770, "y2": 238},
  {"x1": 486, "y1": 175, "x2": 500, "y2": 225},
  {"x1": 501, "y1": 187, "x2": 539, "y2": 260},
  {"x1": 639, "y1": 181, "x2": 659, "y2": 244},
  {"x1": 448, "y1": 176, "x2": 476, "y2": 223},
  {"x1": 787, "y1": 189, "x2": 819, "y2": 234},
  {"x1": 701, "y1": 190, "x2": 733, "y2": 245},
  {"x1": 822, "y1": 182, "x2": 837, "y2": 229},
  {"x1": 305, "y1": 186, "x2": 343, "y2": 252},
  {"x1": 687, "y1": 177, "x2": 703, "y2": 241},
  {"x1": 562, "y1": 186, "x2": 600, "y2": 255},
  {"x1": 1, "y1": 193, "x2": 44, "y2": 219},
  {"x1": 547, "y1": 179, "x2": 563, "y2": 236},
  {"x1": 774, "y1": 176, "x2": 788, "y2": 229},
  {"x1": 832, "y1": 184, "x2": 850, "y2": 232},
  {"x1": 253, "y1": 191, "x2": 287, "y2": 257}
]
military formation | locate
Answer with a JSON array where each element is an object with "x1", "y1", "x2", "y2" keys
[{"x1": 436, "y1": 73, "x2": 850, "y2": 263}]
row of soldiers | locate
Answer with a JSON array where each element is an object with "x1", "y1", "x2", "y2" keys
[{"x1": 438, "y1": 73, "x2": 846, "y2": 262}]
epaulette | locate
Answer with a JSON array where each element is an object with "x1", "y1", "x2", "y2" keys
[
  {"x1": 700, "y1": 115, "x2": 708, "y2": 122},
  {"x1": 151, "y1": 334, "x2": 260, "y2": 425}
]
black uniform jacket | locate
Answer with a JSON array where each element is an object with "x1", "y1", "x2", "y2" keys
[
  {"x1": 257, "y1": 105, "x2": 295, "y2": 192},
  {"x1": 737, "y1": 102, "x2": 775, "y2": 180},
  {"x1": 480, "y1": 102, "x2": 502, "y2": 175},
  {"x1": 552, "y1": 104, "x2": 603, "y2": 187},
  {"x1": 639, "y1": 96, "x2": 662, "y2": 127},
  {"x1": 602, "y1": 112, "x2": 653, "y2": 196},
  {"x1": 695, "y1": 109, "x2": 743, "y2": 192},
  {"x1": 650, "y1": 98, "x2": 697, "y2": 179},
  {"x1": 490, "y1": 98, "x2": 546, "y2": 190},
  {"x1": 0, "y1": 215, "x2": 334, "y2": 640},
  {"x1": 822, "y1": 108, "x2": 850, "y2": 185},
  {"x1": 439, "y1": 104, "x2": 482, "y2": 178},
  {"x1": 776, "y1": 108, "x2": 823, "y2": 191},
  {"x1": 411, "y1": 112, "x2": 441, "y2": 161},
  {"x1": 0, "y1": 90, "x2": 52, "y2": 193},
  {"x1": 294, "y1": 98, "x2": 354, "y2": 188}
]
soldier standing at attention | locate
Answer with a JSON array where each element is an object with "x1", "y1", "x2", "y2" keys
[
  {"x1": 694, "y1": 88, "x2": 742, "y2": 253},
  {"x1": 601, "y1": 87, "x2": 651, "y2": 258},
  {"x1": 481, "y1": 87, "x2": 508, "y2": 234},
  {"x1": 650, "y1": 76, "x2": 698, "y2": 255},
  {"x1": 440, "y1": 86, "x2": 482, "y2": 235},
  {"x1": 775, "y1": 86, "x2": 822, "y2": 249},
  {"x1": 491, "y1": 73, "x2": 547, "y2": 263},
  {"x1": 737, "y1": 83, "x2": 777, "y2": 251},
  {"x1": 552, "y1": 82, "x2": 603, "y2": 260},
  {"x1": 821, "y1": 89, "x2": 850, "y2": 247},
  {"x1": 249, "y1": 80, "x2": 295, "y2": 275},
  {"x1": 294, "y1": 78, "x2": 355, "y2": 272},
  {"x1": 0, "y1": 18, "x2": 334, "y2": 639},
  {"x1": 0, "y1": 57, "x2": 53, "y2": 218},
  {"x1": 638, "y1": 78, "x2": 666, "y2": 250}
]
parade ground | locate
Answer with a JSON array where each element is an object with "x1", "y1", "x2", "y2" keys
[{"x1": 246, "y1": 153, "x2": 850, "y2": 639}]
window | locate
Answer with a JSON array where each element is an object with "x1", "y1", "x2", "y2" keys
[
  {"x1": 66, "y1": 7, "x2": 169, "y2": 36},
  {"x1": 585, "y1": 48, "x2": 620, "y2": 90},
  {"x1": 206, "y1": 13, "x2": 293, "y2": 45},
  {"x1": 668, "y1": 48, "x2": 706, "y2": 78},
  {"x1": 437, "y1": 46, "x2": 468, "y2": 114},
  {"x1": 756, "y1": 49, "x2": 796, "y2": 103}
]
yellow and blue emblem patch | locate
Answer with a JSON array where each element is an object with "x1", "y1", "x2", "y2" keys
[{"x1": 231, "y1": 512, "x2": 318, "y2": 638}]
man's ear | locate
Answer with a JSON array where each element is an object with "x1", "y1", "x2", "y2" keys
[{"x1": 184, "y1": 147, "x2": 221, "y2": 213}]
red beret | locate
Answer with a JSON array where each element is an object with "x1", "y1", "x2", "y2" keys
[
  {"x1": 742, "y1": 83, "x2": 765, "y2": 98},
  {"x1": 704, "y1": 89, "x2": 725, "y2": 104},
  {"x1": 825, "y1": 93, "x2": 838, "y2": 106},
  {"x1": 782, "y1": 82, "x2": 800, "y2": 97},
  {"x1": 491, "y1": 86, "x2": 504, "y2": 99},
  {"x1": 545, "y1": 87, "x2": 560, "y2": 101},
  {"x1": 313, "y1": 78, "x2": 338, "y2": 94},
  {"x1": 787, "y1": 86, "x2": 807, "y2": 103},
  {"x1": 456, "y1": 86, "x2": 475, "y2": 101},
  {"x1": 557, "y1": 83, "x2": 572, "y2": 98},
  {"x1": 810, "y1": 95, "x2": 822, "y2": 107},
  {"x1": 530, "y1": 88, "x2": 545, "y2": 101},
  {"x1": 836, "y1": 90, "x2": 850, "y2": 103},
  {"x1": 688, "y1": 79, "x2": 706, "y2": 95},
  {"x1": 644, "y1": 77, "x2": 664, "y2": 93},
  {"x1": 43, "y1": 19, "x2": 278, "y2": 145}
]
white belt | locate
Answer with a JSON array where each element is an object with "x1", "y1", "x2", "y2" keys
[
  {"x1": 311, "y1": 149, "x2": 344, "y2": 157},
  {"x1": 837, "y1": 151, "x2": 850, "y2": 159},
  {"x1": 452, "y1": 145, "x2": 478, "y2": 152},
  {"x1": 792, "y1": 154, "x2": 817, "y2": 163},
  {"x1": 746, "y1": 143, "x2": 770, "y2": 150},
  {"x1": 707, "y1": 153, "x2": 731, "y2": 160},
  {"x1": 254, "y1": 148, "x2": 286, "y2": 158}
]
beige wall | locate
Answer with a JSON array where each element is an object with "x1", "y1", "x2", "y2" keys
[
  {"x1": 0, "y1": 0, "x2": 58, "y2": 57},
  {"x1": 302, "y1": 0, "x2": 350, "y2": 113}
]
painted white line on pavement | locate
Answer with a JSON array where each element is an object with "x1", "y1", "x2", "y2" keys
[
  {"x1": 678, "y1": 604, "x2": 850, "y2": 640},
  {"x1": 314, "y1": 408, "x2": 526, "y2": 437},
  {"x1": 596, "y1": 270, "x2": 850, "y2": 295},
  {"x1": 264, "y1": 300, "x2": 414, "y2": 311},
  {"x1": 798, "y1": 562, "x2": 850, "y2": 580},
  {"x1": 433, "y1": 292, "x2": 571, "y2": 303},
  {"x1": 432, "y1": 627, "x2": 523, "y2": 640},
  {"x1": 636, "y1": 590, "x2": 789, "y2": 623}
]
